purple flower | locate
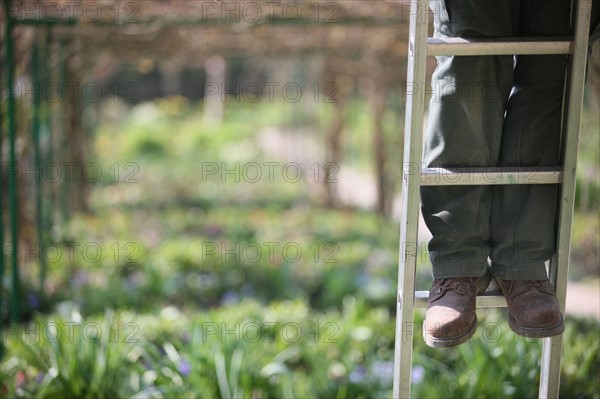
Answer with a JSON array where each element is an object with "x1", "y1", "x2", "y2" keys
[
  {"x1": 411, "y1": 365, "x2": 425, "y2": 384},
  {"x1": 349, "y1": 366, "x2": 368, "y2": 384},
  {"x1": 371, "y1": 360, "x2": 394, "y2": 384},
  {"x1": 143, "y1": 359, "x2": 153, "y2": 370},
  {"x1": 221, "y1": 291, "x2": 239, "y2": 305},
  {"x1": 178, "y1": 360, "x2": 192, "y2": 376},
  {"x1": 28, "y1": 294, "x2": 40, "y2": 309}
]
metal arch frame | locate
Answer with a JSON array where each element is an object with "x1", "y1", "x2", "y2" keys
[
  {"x1": 1, "y1": 1, "x2": 75, "y2": 329},
  {"x1": 2, "y1": 0, "x2": 21, "y2": 325}
]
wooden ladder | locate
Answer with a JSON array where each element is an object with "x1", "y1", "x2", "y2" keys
[{"x1": 392, "y1": 0, "x2": 593, "y2": 397}]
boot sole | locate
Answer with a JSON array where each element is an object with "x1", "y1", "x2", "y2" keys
[
  {"x1": 508, "y1": 314, "x2": 565, "y2": 338},
  {"x1": 423, "y1": 318, "x2": 477, "y2": 348}
]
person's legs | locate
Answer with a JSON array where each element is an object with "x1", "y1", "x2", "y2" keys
[
  {"x1": 423, "y1": 0, "x2": 516, "y2": 347},
  {"x1": 422, "y1": 0, "x2": 516, "y2": 279},
  {"x1": 490, "y1": 0, "x2": 571, "y2": 280},
  {"x1": 489, "y1": 0, "x2": 571, "y2": 338}
]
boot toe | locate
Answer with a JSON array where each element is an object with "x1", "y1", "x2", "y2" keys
[
  {"x1": 424, "y1": 304, "x2": 477, "y2": 347},
  {"x1": 497, "y1": 278, "x2": 565, "y2": 338}
]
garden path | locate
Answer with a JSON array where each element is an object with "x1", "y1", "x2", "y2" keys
[{"x1": 258, "y1": 127, "x2": 600, "y2": 320}]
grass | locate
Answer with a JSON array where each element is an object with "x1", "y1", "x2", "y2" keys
[
  {"x1": 2, "y1": 97, "x2": 598, "y2": 398},
  {"x1": 2, "y1": 302, "x2": 599, "y2": 398}
]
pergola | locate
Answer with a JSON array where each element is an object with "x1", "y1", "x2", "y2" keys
[{"x1": 1, "y1": 0, "x2": 415, "y2": 329}]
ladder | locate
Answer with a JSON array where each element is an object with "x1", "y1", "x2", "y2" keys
[{"x1": 392, "y1": 0, "x2": 593, "y2": 398}]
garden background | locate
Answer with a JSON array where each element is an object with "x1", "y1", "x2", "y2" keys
[{"x1": 1, "y1": 1, "x2": 599, "y2": 398}]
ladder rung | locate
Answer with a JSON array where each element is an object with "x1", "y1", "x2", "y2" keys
[
  {"x1": 414, "y1": 291, "x2": 508, "y2": 308},
  {"x1": 419, "y1": 167, "x2": 562, "y2": 186},
  {"x1": 426, "y1": 37, "x2": 572, "y2": 56}
]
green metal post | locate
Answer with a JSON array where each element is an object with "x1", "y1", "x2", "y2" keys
[
  {"x1": 0, "y1": 8, "x2": 5, "y2": 359},
  {"x1": 59, "y1": 39, "x2": 71, "y2": 223},
  {"x1": 44, "y1": 27, "x2": 54, "y2": 246},
  {"x1": 3, "y1": 0, "x2": 21, "y2": 323},
  {"x1": 32, "y1": 35, "x2": 46, "y2": 293}
]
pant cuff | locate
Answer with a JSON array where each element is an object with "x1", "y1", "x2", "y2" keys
[
  {"x1": 431, "y1": 261, "x2": 489, "y2": 279},
  {"x1": 490, "y1": 261, "x2": 548, "y2": 280}
]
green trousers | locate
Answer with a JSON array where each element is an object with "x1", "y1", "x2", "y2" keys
[{"x1": 421, "y1": 0, "x2": 575, "y2": 280}]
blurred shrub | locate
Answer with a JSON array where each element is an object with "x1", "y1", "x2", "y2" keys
[
  {"x1": 6, "y1": 98, "x2": 597, "y2": 398},
  {"x1": 2, "y1": 302, "x2": 598, "y2": 398},
  {"x1": 1, "y1": 306, "x2": 140, "y2": 398}
]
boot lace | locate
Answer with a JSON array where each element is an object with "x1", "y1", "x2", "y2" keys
[{"x1": 433, "y1": 277, "x2": 476, "y2": 295}]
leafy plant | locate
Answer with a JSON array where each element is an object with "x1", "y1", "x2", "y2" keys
[{"x1": 1, "y1": 306, "x2": 142, "y2": 398}]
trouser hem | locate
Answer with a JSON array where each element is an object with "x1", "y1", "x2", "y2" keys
[
  {"x1": 490, "y1": 262, "x2": 548, "y2": 281},
  {"x1": 431, "y1": 262, "x2": 489, "y2": 279}
]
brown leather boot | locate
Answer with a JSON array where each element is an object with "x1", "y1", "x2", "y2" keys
[
  {"x1": 496, "y1": 278, "x2": 564, "y2": 338},
  {"x1": 424, "y1": 273, "x2": 492, "y2": 348}
]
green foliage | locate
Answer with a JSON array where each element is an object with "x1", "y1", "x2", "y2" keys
[
  {"x1": 2, "y1": 303, "x2": 599, "y2": 398},
  {"x1": 1, "y1": 307, "x2": 140, "y2": 398},
  {"x1": 5, "y1": 99, "x2": 598, "y2": 398},
  {"x1": 559, "y1": 317, "x2": 600, "y2": 398}
]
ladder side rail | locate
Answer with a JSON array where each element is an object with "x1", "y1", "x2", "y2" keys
[
  {"x1": 392, "y1": 0, "x2": 429, "y2": 397},
  {"x1": 539, "y1": 0, "x2": 592, "y2": 398}
]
